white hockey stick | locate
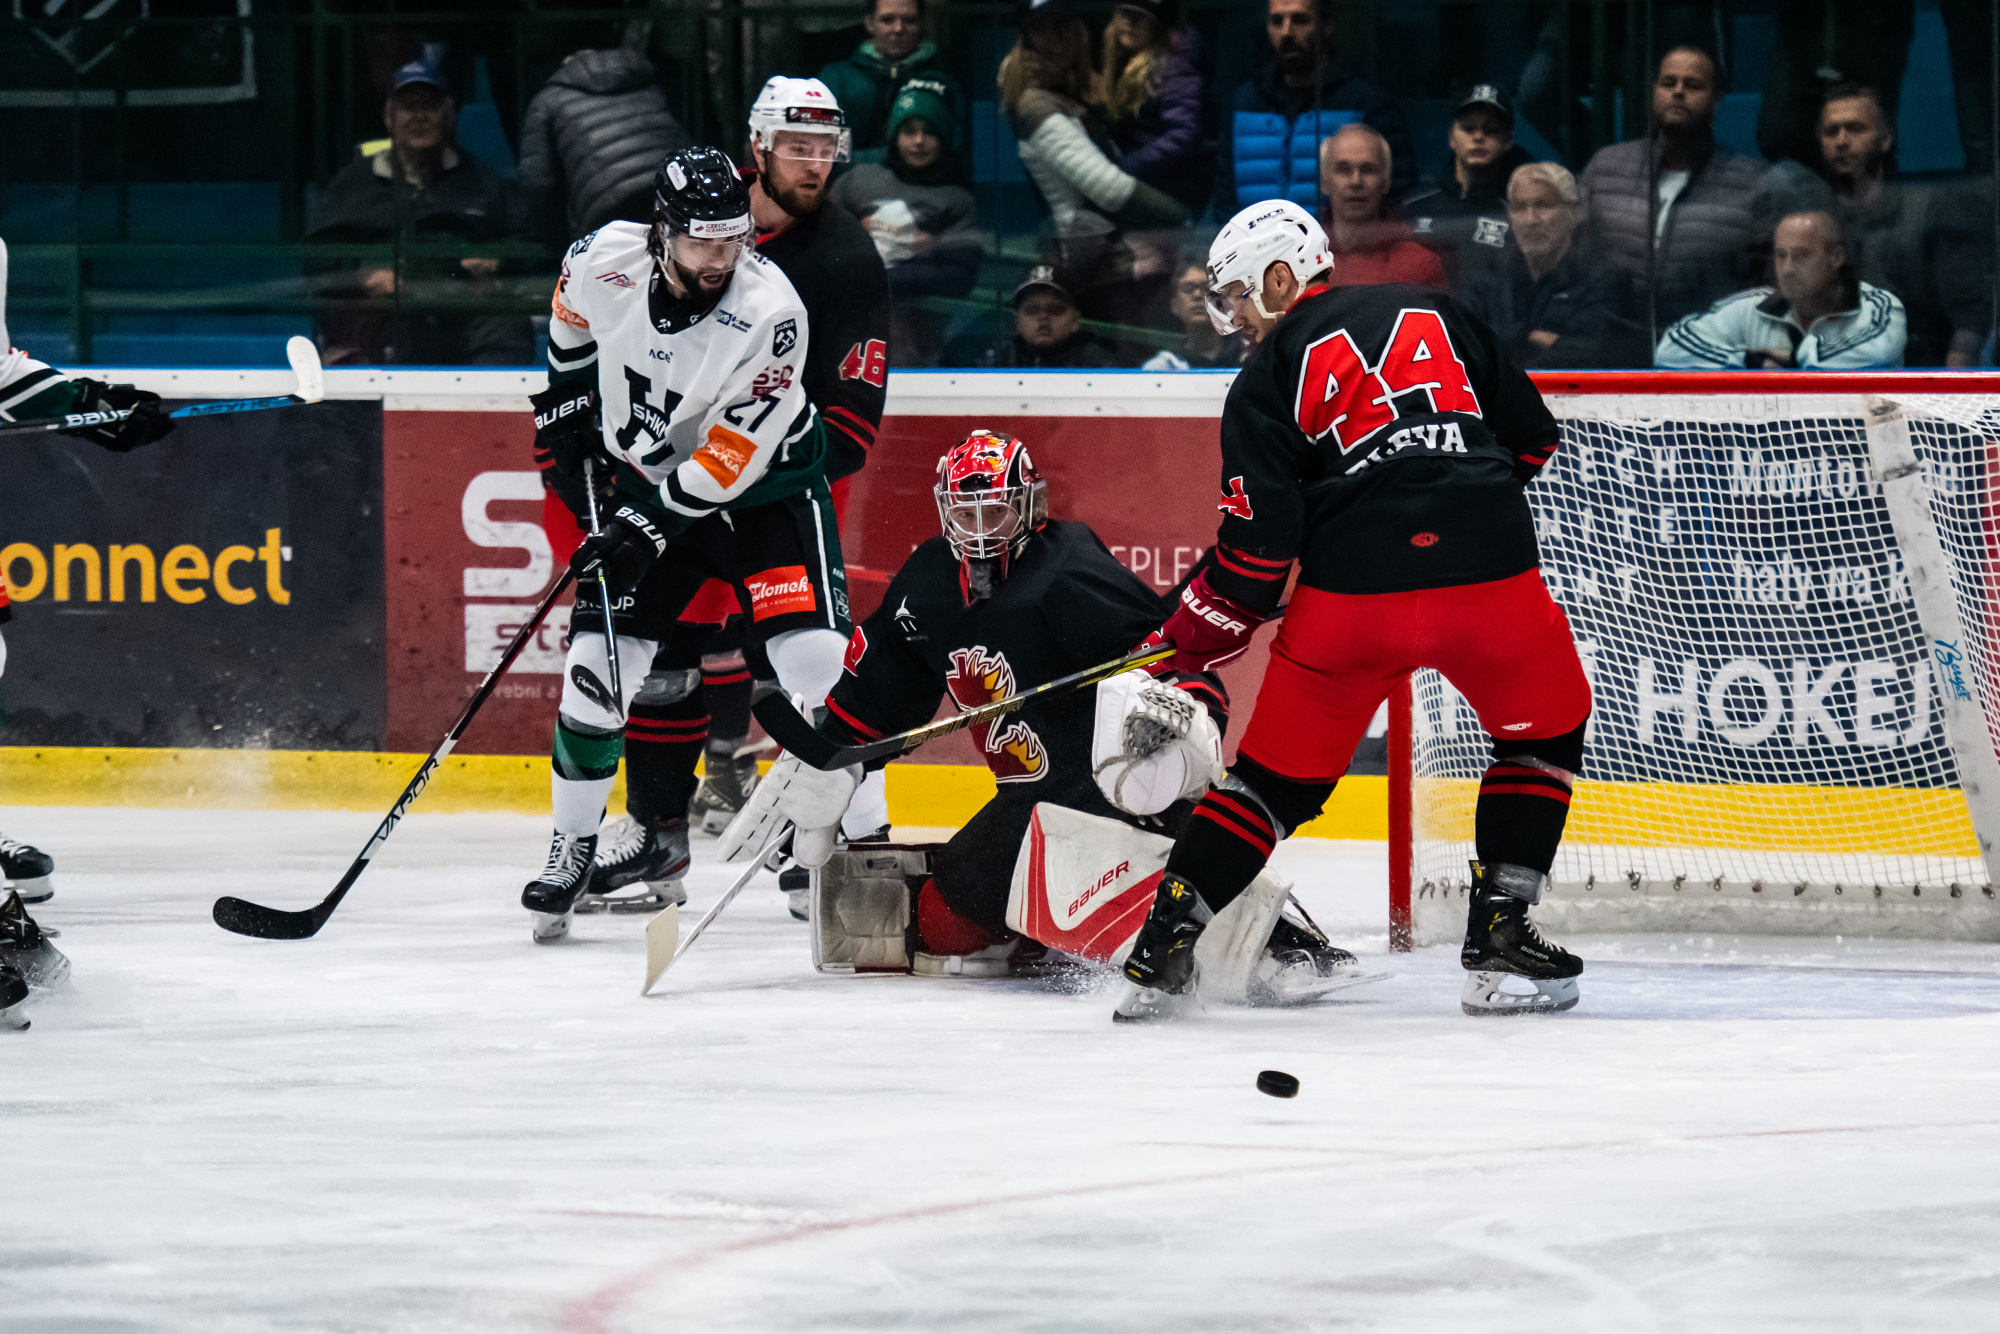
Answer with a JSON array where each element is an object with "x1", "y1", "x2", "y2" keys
[
  {"x1": 641, "y1": 820, "x2": 792, "y2": 995},
  {"x1": 0, "y1": 336, "x2": 325, "y2": 439}
]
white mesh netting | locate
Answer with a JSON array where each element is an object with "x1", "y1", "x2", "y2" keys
[{"x1": 1408, "y1": 391, "x2": 2000, "y2": 943}]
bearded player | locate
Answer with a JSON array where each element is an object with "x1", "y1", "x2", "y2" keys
[
  {"x1": 716, "y1": 431, "x2": 1373, "y2": 1001},
  {"x1": 590, "y1": 76, "x2": 896, "y2": 898},
  {"x1": 521, "y1": 146, "x2": 853, "y2": 943},
  {"x1": 1118, "y1": 199, "x2": 1592, "y2": 1020}
]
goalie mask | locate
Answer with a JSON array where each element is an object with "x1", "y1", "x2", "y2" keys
[
  {"x1": 934, "y1": 431, "x2": 1048, "y2": 601},
  {"x1": 649, "y1": 146, "x2": 753, "y2": 314},
  {"x1": 1204, "y1": 198, "x2": 1332, "y2": 334}
]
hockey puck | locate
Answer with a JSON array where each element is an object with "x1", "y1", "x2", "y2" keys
[{"x1": 1256, "y1": 1069, "x2": 1299, "y2": 1099}]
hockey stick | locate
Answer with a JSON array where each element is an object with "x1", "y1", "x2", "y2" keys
[
  {"x1": 640, "y1": 819, "x2": 792, "y2": 995},
  {"x1": 213, "y1": 564, "x2": 578, "y2": 940},
  {"x1": 753, "y1": 643, "x2": 1176, "y2": 771},
  {"x1": 580, "y1": 456, "x2": 624, "y2": 721},
  {"x1": 0, "y1": 337, "x2": 325, "y2": 439}
]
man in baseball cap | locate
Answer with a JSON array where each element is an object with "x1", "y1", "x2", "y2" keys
[
  {"x1": 978, "y1": 265, "x2": 1119, "y2": 367},
  {"x1": 1401, "y1": 82, "x2": 1534, "y2": 286}
]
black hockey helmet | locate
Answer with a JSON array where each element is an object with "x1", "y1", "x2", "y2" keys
[{"x1": 649, "y1": 146, "x2": 753, "y2": 300}]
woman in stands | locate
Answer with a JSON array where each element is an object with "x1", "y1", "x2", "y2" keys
[{"x1": 1098, "y1": 0, "x2": 1213, "y2": 218}]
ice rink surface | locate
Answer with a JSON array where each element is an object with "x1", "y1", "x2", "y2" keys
[{"x1": 6, "y1": 806, "x2": 2000, "y2": 1333}]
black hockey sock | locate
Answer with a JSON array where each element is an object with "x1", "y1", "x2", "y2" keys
[
  {"x1": 1473, "y1": 759, "x2": 1573, "y2": 876},
  {"x1": 701, "y1": 660, "x2": 754, "y2": 746},
  {"x1": 1164, "y1": 789, "x2": 1282, "y2": 914},
  {"x1": 624, "y1": 697, "x2": 707, "y2": 826}
]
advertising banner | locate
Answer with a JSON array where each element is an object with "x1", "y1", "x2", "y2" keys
[{"x1": 0, "y1": 400, "x2": 385, "y2": 748}]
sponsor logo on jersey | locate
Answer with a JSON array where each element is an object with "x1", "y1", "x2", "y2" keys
[
  {"x1": 1219, "y1": 475, "x2": 1254, "y2": 520},
  {"x1": 1500, "y1": 722, "x2": 1532, "y2": 731},
  {"x1": 842, "y1": 624, "x2": 867, "y2": 674},
  {"x1": 945, "y1": 646, "x2": 1048, "y2": 784},
  {"x1": 1067, "y1": 859, "x2": 1133, "y2": 918},
  {"x1": 551, "y1": 290, "x2": 589, "y2": 330},
  {"x1": 692, "y1": 424, "x2": 756, "y2": 488},
  {"x1": 1410, "y1": 531, "x2": 1439, "y2": 547},
  {"x1": 772, "y1": 318, "x2": 799, "y2": 357},
  {"x1": 594, "y1": 270, "x2": 637, "y2": 288},
  {"x1": 1473, "y1": 217, "x2": 1511, "y2": 248},
  {"x1": 750, "y1": 363, "x2": 794, "y2": 398},
  {"x1": 713, "y1": 309, "x2": 752, "y2": 333},
  {"x1": 648, "y1": 348, "x2": 672, "y2": 361},
  {"x1": 745, "y1": 565, "x2": 818, "y2": 621}
]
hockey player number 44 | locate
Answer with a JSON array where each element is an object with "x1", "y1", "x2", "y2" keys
[{"x1": 1295, "y1": 310, "x2": 1482, "y2": 452}]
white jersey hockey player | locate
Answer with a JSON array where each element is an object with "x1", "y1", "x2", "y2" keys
[{"x1": 520, "y1": 146, "x2": 853, "y2": 942}]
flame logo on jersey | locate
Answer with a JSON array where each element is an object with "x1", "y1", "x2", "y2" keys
[{"x1": 945, "y1": 646, "x2": 1047, "y2": 784}]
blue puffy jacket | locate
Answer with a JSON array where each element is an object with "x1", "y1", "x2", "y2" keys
[{"x1": 1216, "y1": 59, "x2": 1416, "y2": 217}]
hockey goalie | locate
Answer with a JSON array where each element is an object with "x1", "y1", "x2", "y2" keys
[{"x1": 719, "y1": 431, "x2": 1383, "y2": 1005}]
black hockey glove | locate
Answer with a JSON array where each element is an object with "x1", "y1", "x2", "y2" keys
[
  {"x1": 570, "y1": 504, "x2": 669, "y2": 594},
  {"x1": 529, "y1": 382, "x2": 606, "y2": 481},
  {"x1": 62, "y1": 380, "x2": 176, "y2": 453}
]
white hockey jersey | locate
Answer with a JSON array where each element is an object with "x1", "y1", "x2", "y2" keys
[{"x1": 547, "y1": 222, "x2": 815, "y2": 526}]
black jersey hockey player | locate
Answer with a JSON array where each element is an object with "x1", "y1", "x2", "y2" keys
[
  {"x1": 605, "y1": 75, "x2": 896, "y2": 885},
  {"x1": 1117, "y1": 199, "x2": 1592, "y2": 1020},
  {"x1": 718, "y1": 432, "x2": 1373, "y2": 998},
  {"x1": 521, "y1": 147, "x2": 856, "y2": 943}
]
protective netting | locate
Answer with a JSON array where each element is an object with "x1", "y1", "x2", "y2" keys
[{"x1": 1409, "y1": 392, "x2": 2000, "y2": 942}]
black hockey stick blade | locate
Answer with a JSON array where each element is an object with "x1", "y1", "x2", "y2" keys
[
  {"x1": 754, "y1": 642, "x2": 1176, "y2": 771},
  {"x1": 213, "y1": 566, "x2": 577, "y2": 939}
]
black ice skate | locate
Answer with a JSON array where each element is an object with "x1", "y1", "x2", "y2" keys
[
  {"x1": 0, "y1": 835, "x2": 56, "y2": 904},
  {"x1": 688, "y1": 743, "x2": 761, "y2": 835},
  {"x1": 1251, "y1": 903, "x2": 1389, "y2": 1006},
  {"x1": 1460, "y1": 861, "x2": 1582, "y2": 1015},
  {"x1": 1112, "y1": 873, "x2": 1213, "y2": 1023},
  {"x1": 522, "y1": 833, "x2": 598, "y2": 944},
  {"x1": 0, "y1": 888, "x2": 71, "y2": 1027},
  {"x1": 578, "y1": 816, "x2": 689, "y2": 913}
]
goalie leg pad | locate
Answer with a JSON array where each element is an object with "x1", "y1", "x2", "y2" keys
[{"x1": 811, "y1": 846, "x2": 936, "y2": 973}]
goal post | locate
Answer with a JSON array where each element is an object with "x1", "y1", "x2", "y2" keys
[{"x1": 1391, "y1": 373, "x2": 2000, "y2": 949}]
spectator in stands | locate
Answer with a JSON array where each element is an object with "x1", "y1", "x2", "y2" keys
[
  {"x1": 830, "y1": 77, "x2": 981, "y2": 368},
  {"x1": 305, "y1": 60, "x2": 532, "y2": 366},
  {"x1": 981, "y1": 265, "x2": 1120, "y2": 367},
  {"x1": 516, "y1": 44, "x2": 691, "y2": 246},
  {"x1": 1578, "y1": 47, "x2": 1776, "y2": 344},
  {"x1": 1316, "y1": 124, "x2": 1445, "y2": 288},
  {"x1": 818, "y1": 0, "x2": 967, "y2": 156},
  {"x1": 1460, "y1": 162, "x2": 1648, "y2": 368},
  {"x1": 1099, "y1": 0, "x2": 1214, "y2": 217},
  {"x1": 1000, "y1": 0, "x2": 1189, "y2": 235},
  {"x1": 1216, "y1": 0, "x2": 1415, "y2": 216},
  {"x1": 1402, "y1": 85, "x2": 1533, "y2": 288},
  {"x1": 1815, "y1": 85, "x2": 1989, "y2": 368},
  {"x1": 1656, "y1": 210, "x2": 1906, "y2": 369},
  {"x1": 1142, "y1": 261, "x2": 1245, "y2": 369}
]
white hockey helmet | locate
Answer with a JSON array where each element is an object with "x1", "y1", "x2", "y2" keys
[
  {"x1": 1204, "y1": 199, "x2": 1333, "y2": 334},
  {"x1": 749, "y1": 76, "x2": 852, "y2": 164}
]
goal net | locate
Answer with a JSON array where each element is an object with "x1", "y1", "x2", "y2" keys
[{"x1": 1398, "y1": 380, "x2": 2000, "y2": 946}]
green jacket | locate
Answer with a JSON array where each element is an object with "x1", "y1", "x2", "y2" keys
[{"x1": 816, "y1": 41, "x2": 967, "y2": 155}]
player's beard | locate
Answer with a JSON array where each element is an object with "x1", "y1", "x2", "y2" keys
[
  {"x1": 765, "y1": 171, "x2": 824, "y2": 219},
  {"x1": 669, "y1": 257, "x2": 734, "y2": 307}
]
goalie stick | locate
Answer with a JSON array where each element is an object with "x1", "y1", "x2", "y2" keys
[
  {"x1": 213, "y1": 564, "x2": 578, "y2": 940},
  {"x1": 752, "y1": 643, "x2": 1176, "y2": 771},
  {"x1": 0, "y1": 336, "x2": 326, "y2": 439},
  {"x1": 641, "y1": 819, "x2": 792, "y2": 995}
]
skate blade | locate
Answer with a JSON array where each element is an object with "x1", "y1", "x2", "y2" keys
[
  {"x1": 10, "y1": 876, "x2": 52, "y2": 904},
  {"x1": 15, "y1": 944, "x2": 70, "y2": 991},
  {"x1": 1112, "y1": 978, "x2": 1200, "y2": 1023},
  {"x1": 1460, "y1": 970, "x2": 1579, "y2": 1016},
  {"x1": 575, "y1": 884, "x2": 686, "y2": 915},
  {"x1": 529, "y1": 910, "x2": 572, "y2": 944}
]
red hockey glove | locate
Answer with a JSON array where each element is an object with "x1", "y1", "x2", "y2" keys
[{"x1": 1145, "y1": 572, "x2": 1266, "y2": 673}]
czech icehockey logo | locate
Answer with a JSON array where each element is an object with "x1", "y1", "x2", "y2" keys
[
  {"x1": 945, "y1": 646, "x2": 1047, "y2": 783},
  {"x1": 773, "y1": 319, "x2": 798, "y2": 357}
]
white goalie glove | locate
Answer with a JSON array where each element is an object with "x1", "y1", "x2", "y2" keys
[
  {"x1": 717, "y1": 751, "x2": 863, "y2": 869},
  {"x1": 1091, "y1": 670, "x2": 1224, "y2": 816}
]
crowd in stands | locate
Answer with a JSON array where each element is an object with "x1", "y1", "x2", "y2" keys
[{"x1": 297, "y1": 0, "x2": 1996, "y2": 373}]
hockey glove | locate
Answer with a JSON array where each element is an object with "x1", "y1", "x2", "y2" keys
[
  {"x1": 717, "y1": 749, "x2": 861, "y2": 870},
  {"x1": 63, "y1": 380, "x2": 175, "y2": 453},
  {"x1": 569, "y1": 504, "x2": 669, "y2": 595},
  {"x1": 1146, "y1": 571, "x2": 1266, "y2": 673},
  {"x1": 1091, "y1": 670, "x2": 1224, "y2": 816},
  {"x1": 528, "y1": 382, "x2": 606, "y2": 481}
]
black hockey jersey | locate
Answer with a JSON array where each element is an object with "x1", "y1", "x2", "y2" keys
[
  {"x1": 754, "y1": 203, "x2": 890, "y2": 485},
  {"x1": 1207, "y1": 282, "x2": 1560, "y2": 609},
  {"x1": 826, "y1": 522, "x2": 1226, "y2": 786}
]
